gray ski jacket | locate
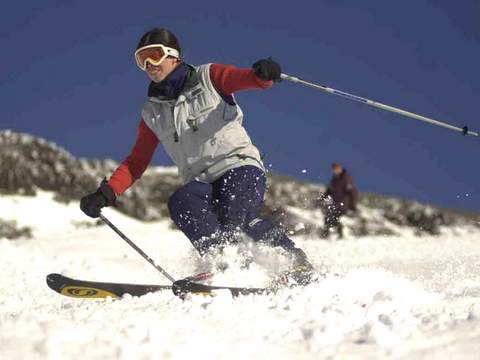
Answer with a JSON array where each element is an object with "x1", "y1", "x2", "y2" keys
[{"x1": 141, "y1": 64, "x2": 264, "y2": 184}]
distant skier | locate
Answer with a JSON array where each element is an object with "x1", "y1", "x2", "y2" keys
[
  {"x1": 79, "y1": 27, "x2": 313, "y2": 280},
  {"x1": 318, "y1": 163, "x2": 358, "y2": 239}
]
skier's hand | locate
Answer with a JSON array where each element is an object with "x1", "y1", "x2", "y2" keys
[
  {"x1": 252, "y1": 58, "x2": 282, "y2": 82},
  {"x1": 80, "y1": 179, "x2": 116, "y2": 218}
]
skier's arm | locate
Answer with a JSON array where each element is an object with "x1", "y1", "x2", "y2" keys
[
  {"x1": 345, "y1": 176, "x2": 359, "y2": 211},
  {"x1": 210, "y1": 63, "x2": 273, "y2": 96},
  {"x1": 108, "y1": 119, "x2": 159, "y2": 196},
  {"x1": 350, "y1": 186, "x2": 359, "y2": 211}
]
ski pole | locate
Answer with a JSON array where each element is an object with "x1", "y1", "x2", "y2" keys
[
  {"x1": 99, "y1": 213, "x2": 176, "y2": 283},
  {"x1": 280, "y1": 73, "x2": 479, "y2": 137}
]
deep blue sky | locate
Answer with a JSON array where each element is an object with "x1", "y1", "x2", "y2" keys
[{"x1": 1, "y1": 0, "x2": 479, "y2": 212}]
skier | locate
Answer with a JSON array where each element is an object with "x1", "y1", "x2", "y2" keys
[
  {"x1": 318, "y1": 163, "x2": 358, "y2": 239},
  {"x1": 80, "y1": 27, "x2": 314, "y2": 280}
]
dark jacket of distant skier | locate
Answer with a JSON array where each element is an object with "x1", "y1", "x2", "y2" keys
[
  {"x1": 324, "y1": 167, "x2": 358, "y2": 212},
  {"x1": 317, "y1": 164, "x2": 358, "y2": 239},
  {"x1": 79, "y1": 27, "x2": 314, "y2": 273}
]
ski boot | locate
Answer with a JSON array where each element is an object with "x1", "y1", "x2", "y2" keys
[
  {"x1": 172, "y1": 271, "x2": 215, "y2": 299},
  {"x1": 271, "y1": 248, "x2": 317, "y2": 288}
]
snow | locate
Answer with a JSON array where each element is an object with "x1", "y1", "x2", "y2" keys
[{"x1": 1, "y1": 191, "x2": 480, "y2": 359}]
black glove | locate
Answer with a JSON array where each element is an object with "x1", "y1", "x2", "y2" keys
[
  {"x1": 80, "y1": 179, "x2": 116, "y2": 218},
  {"x1": 252, "y1": 58, "x2": 282, "y2": 82}
]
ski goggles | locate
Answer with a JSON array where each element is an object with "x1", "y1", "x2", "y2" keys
[{"x1": 134, "y1": 44, "x2": 180, "y2": 70}]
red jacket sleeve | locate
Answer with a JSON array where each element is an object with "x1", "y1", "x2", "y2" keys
[
  {"x1": 108, "y1": 119, "x2": 159, "y2": 196},
  {"x1": 210, "y1": 63, "x2": 273, "y2": 96}
]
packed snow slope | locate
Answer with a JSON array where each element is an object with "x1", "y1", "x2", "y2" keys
[{"x1": 1, "y1": 191, "x2": 480, "y2": 360}]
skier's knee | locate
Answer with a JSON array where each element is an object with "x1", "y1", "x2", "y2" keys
[
  {"x1": 245, "y1": 218, "x2": 295, "y2": 250},
  {"x1": 167, "y1": 191, "x2": 182, "y2": 222},
  {"x1": 168, "y1": 187, "x2": 195, "y2": 224},
  {"x1": 245, "y1": 218, "x2": 274, "y2": 237}
]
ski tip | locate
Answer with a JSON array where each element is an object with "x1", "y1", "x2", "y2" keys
[
  {"x1": 46, "y1": 273, "x2": 122, "y2": 299},
  {"x1": 46, "y1": 273, "x2": 62, "y2": 280},
  {"x1": 46, "y1": 273, "x2": 65, "y2": 293}
]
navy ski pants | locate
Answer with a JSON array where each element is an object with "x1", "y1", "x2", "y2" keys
[{"x1": 168, "y1": 165, "x2": 297, "y2": 255}]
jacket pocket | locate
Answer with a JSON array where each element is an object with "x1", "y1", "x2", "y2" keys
[{"x1": 188, "y1": 90, "x2": 216, "y2": 116}]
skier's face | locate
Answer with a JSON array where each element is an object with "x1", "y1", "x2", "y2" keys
[
  {"x1": 332, "y1": 164, "x2": 342, "y2": 175},
  {"x1": 145, "y1": 57, "x2": 180, "y2": 83}
]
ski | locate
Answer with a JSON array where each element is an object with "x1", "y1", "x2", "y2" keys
[
  {"x1": 171, "y1": 278, "x2": 271, "y2": 298},
  {"x1": 46, "y1": 273, "x2": 272, "y2": 299},
  {"x1": 46, "y1": 273, "x2": 171, "y2": 299}
]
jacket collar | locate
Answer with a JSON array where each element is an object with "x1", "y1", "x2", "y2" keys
[{"x1": 148, "y1": 63, "x2": 199, "y2": 100}]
